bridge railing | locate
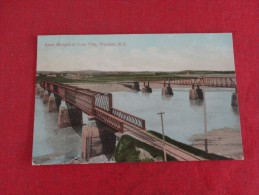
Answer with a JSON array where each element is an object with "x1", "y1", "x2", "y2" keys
[
  {"x1": 41, "y1": 81, "x2": 96, "y2": 115},
  {"x1": 41, "y1": 81, "x2": 146, "y2": 132},
  {"x1": 94, "y1": 108, "x2": 124, "y2": 132},
  {"x1": 192, "y1": 77, "x2": 236, "y2": 88},
  {"x1": 134, "y1": 76, "x2": 236, "y2": 88},
  {"x1": 167, "y1": 77, "x2": 236, "y2": 88},
  {"x1": 111, "y1": 108, "x2": 145, "y2": 130},
  {"x1": 95, "y1": 93, "x2": 112, "y2": 112}
]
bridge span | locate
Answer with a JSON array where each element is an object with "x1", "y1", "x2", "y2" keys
[
  {"x1": 120, "y1": 75, "x2": 238, "y2": 106},
  {"x1": 38, "y1": 81, "x2": 206, "y2": 161},
  {"x1": 133, "y1": 75, "x2": 237, "y2": 88}
]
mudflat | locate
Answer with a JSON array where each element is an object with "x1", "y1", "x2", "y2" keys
[{"x1": 189, "y1": 128, "x2": 243, "y2": 160}]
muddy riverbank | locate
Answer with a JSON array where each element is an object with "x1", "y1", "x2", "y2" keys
[{"x1": 189, "y1": 128, "x2": 243, "y2": 160}]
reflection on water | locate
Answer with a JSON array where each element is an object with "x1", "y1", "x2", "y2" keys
[
  {"x1": 231, "y1": 106, "x2": 239, "y2": 115},
  {"x1": 189, "y1": 99, "x2": 203, "y2": 106},
  {"x1": 33, "y1": 97, "x2": 116, "y2": 165},
  {"x1": 162, "y1": 95, "x2": 173, "y2": 101},
  {"x1": 112, "y1": 88, "x2": 241, "y2": 144}
]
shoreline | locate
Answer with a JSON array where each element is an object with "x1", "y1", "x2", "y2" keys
[
  {"x1": 68, "y1": 82, "x2": 236, "y2": 93},
  {"x1": 189, "y1": 128, "x2": 243, "y2": 160}
]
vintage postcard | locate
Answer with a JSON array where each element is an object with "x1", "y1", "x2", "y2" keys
[{"x1": 33, "y1": 33, "x2": 243, "y2": 165}]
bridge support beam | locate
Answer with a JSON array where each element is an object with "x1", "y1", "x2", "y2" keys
[
  {"x1": 42, "y1": 90, "x2": 49, "y2": 104},
  {"x1": 189, "y1": 85, "x2": 198, "y2": 99},
  {"x1": 48, "y1": 93, "x2": 58, "y2": 112},
  {"x1": 162, "y1": 83, "x2": 173, "y2": 96},
  {"x1": 196, "y1": 86, "x2": 204, "y2": 100},
  {"x1": 58, "y1": 100, "x2": 71, "y2": 128},
  {"x1": 81, "y1": 125, "x2": 103, "y2": 161},
  {"x1": 66, "y1": 103, "x2": 83, "y2": 127},
  {"x1": 231, "y1": 92, "x2": 238, "y2": 106},
  {"x1": 54, "y1": 94, "x2": 62, "y2": 110},
  {"x1": 39, "y1": 88, "x2": 45, "y2": 98},
  {"x1": 142, "y1": 82, "x2": 152, "y2": 93},
  {"x1": 81, "y1": 125, "x2": 92, "y2": 161},
  {"x1": 35, "y1": 83, "x2": 42, "y2": 96},
  {"x1": 133, "y1": 82, "x2": 140, "y2": 91}
]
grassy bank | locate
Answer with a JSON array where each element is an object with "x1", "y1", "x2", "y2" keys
[
  {"x1": 36, "y1": 70, "x2": 235, "y2": 84},
  {"x1": 148, "y1": 130, "x2": 231, "y2": 160},
  {"x1": 36, "y1": 73, "x2": 176, "y2": 84},
  {"x1": 114, "y1": 134, "x2": 177, "y2": 162}
]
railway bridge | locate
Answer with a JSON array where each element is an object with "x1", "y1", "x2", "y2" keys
[
  {"x1": 39, "y1": 81, "x2": 145, "y2": 133},
  {"x1": 37, "y1": 81, "x2": 206, "y2": 161},
  {"x1": 121, "y1": 75, "x2": 238, "y2": 106}
]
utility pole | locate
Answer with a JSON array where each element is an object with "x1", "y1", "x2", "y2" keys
[
  {"x1": 157, "y1": 112, "x2": 167, "y2": 161},
  {"x1": 202, "y1": 77, "x2": 208, "y2": 153}
]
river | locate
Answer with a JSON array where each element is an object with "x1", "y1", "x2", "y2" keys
[
  {"x1": 33, "y1": 86, "x2": 242, "y2": 164},
  {"x1": 32, "y1": 96, "x2": 82, "y2": 165},
  {"x1": 112, "y1": 88, "x2": 241, "y2": 145}
]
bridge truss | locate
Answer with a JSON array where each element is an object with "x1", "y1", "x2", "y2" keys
[
  {"x1": 134, "y1": 76, "x2": 236, "y2": 88},
  {"x1": 41, "y1": 81, "x2": 146, "y2": 133}
]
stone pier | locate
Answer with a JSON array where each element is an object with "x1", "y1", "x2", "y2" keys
[
  {"x1": 42, "y1": 90, "x2": 49, "y2": 104},
  {"x1": 231, "y1": 92, "x2": 238, "y2": 106},
  {"x1": 81, "y1": 125, "x2": 102, "y2": 161},
  {"x1": 189, "y1": 85, "x2": 198, "y2": 99},
  {"x1": 66, "y1": 103, "x2": 83, "y2": 127},
  {"x1": 196, "y1": 86, "x2": 204, "y2": 100},
  {"x1": 162, "y1": 83, "x2": 173, "y2": 96},
  {"x1": 40, "y1": 88, "x2": 45, "y2": 98},
  {"x1": 142, "y1": 82, "x2": 152, "y2": 93},
  {"x1": 58, "y1": 100, "x2": 71, "y2": 128},
  {"x1": 57, "y1": 101, "x2": 83, "y2": 128},
  {"x1": 48, "y1": 93, "x2": 58, "y2": 112},
  {"x1": 35, "y1": 84, "x2": 42, "y2": 95},
  {"x1": 133, "y1": 82, "x2": 140, "y2": 91}
]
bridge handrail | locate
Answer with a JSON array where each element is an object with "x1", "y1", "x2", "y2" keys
[
  {"x1": 111, "y1": 108, "x2": 145, "y2": 130},
  {"x1": 94, "y1": 107, "x2": 124, "y2": 132},
  {"x1": 41, "y1": 80, "x2": 146, "y2": 132},
  {"x1": 41, "y1": 81, "x2": 108, "y2": 97}
]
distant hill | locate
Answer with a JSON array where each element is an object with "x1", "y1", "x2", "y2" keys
[{"x1": 37, "y1": 70, "x2": 235, "y2": 75}]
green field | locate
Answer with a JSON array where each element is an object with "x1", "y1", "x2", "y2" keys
[{"x1": 36, "y1": 70, "x2": 235, "y2": 84}]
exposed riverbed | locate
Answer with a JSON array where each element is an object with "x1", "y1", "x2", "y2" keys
[{"x1": 111, "y1": 87, "x2": 243, "y2": 159}]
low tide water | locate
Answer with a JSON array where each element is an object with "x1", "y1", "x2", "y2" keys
[
  {"x1": 33, "y1": 87, "x2": 241, "y2": 164},
  {"x1": 32, "y1": 96, "x2": 82, "y2": 165},
  {"x1": 112, "y1": 88, "x2": 241, "y2": 144}
]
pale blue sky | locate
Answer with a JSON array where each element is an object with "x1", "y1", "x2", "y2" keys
[{"x1": 37, "y1": 33, "x2": 235, "y2": 72}]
